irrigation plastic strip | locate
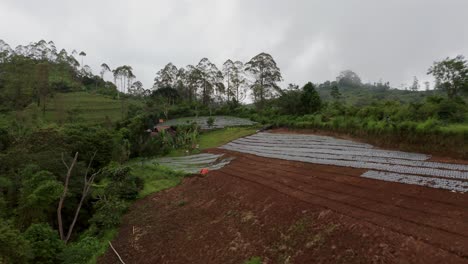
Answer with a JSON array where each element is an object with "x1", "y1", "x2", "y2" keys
[
  {"x1": 223, "y1": 142, "x2": 468, "y2": 171},
  {"x1": 153, "y1": 153, "x2": 233, "y2": 173},
  {"x1": 227, "y1": 140, "x2": 432, "y2": 161},
  {"x1": 362, "y1": 171, "x2": 468, "y2": 193},
  {"x1": 220, "y1": 143, "x2": 468, "y2": 180}
]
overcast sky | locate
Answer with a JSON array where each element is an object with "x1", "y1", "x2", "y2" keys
[{"x1": 1, "y1": 0, "x2": 467, "y2": 90}]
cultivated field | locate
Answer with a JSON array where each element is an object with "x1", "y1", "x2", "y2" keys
[
  {"x1": 158, "y1": 116, "x2": 257, "y2": 129},
  {"x1": 101, "y1": 130, "x2": 468, "y2": 264},
  {"x1": 19, "y1": 92, "x2": 141, "y2": 125},
  {"x1": 221, "y1": 132, "x2": 468, "y2": 192}
]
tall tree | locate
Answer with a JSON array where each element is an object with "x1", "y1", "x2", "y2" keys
[
  {"x1": 196, "y1": 58, "x2": 223, "y2": 105},
  {"x1": 58, "y1": 152, "x2": 100, "y2": 243},
  {"x1": 222, "y1": 59, "x2": 235, "y2": 101},
  {"x1": 428, "y1": 55, "x2": 468, "y2": 98},
  {"x1": 245, "y1": 52, "x2": 282, "y2": 107},
  {"x1": 185, "y1": 65, "x2": 202, "y2": 102},
  {"x1": 300, "y1": 82, "x2": 322, "y2": 114},
  {"x1": 223, "y1": 60, "x2": 247, "y2": 103},
  {"x1": 113, "y1": 65, "x2": 134, "y2": 93},
  {"x1": 424, "y1": 81, "x2": 430, "y2": 91},
  {"x1": 174, "y1": 67, "x2": 189, "y2": 99},
  {"x1": 128, "y1": 81, "x2": 145, "y2": 96},
  {"x1": 337, "y1": 70, "x2": 362, "y2": 87},
  {"x1": 410, "y1": 76, "x2": 420, "y2": 91},
  {"x1": 78, "y1": 51, "x2": 86, "y2": 67},
  {"x1": 35, "y1": 62, "x2": 50, "y2": 116},
  {"x1": 153, "y1": 63, "x2": 178, "y2": 89},
  {"x1": 100, "y1": 63, "x2": 111, "y2": 79}
]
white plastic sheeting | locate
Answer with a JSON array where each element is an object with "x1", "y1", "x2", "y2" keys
[
  {"x1": 362, "y1": 171, "x2": 468, "y2": 193},
  {"x1": 154, "y1": 153, "x2": 233, "y2": 174},
  {"x1": 219, "y1": 132, "x2": 468, "y2": 191}
]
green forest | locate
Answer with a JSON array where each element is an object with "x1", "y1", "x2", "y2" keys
[{"x1": 0, "y1": 39, "x2": 467, "y2": 263}]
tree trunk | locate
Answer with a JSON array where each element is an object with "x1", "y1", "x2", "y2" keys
[{"x1": 58, "y1": 152, "x2": 79, "y2": 241}]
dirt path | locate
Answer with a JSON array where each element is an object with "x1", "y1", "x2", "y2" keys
[{"x1": 100, "y1": 147, "x2": 468, "y2": 264}]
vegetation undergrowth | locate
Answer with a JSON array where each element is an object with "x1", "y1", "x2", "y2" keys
[
  {"x1": 167, "y1": 126, "x2": 259, "y2": 156},
  {"x1": 244, "y1": 256, "x2": 262, "y2": 264}
]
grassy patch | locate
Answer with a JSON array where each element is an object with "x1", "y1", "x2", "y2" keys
[
  {"x1": 439, "y1": 123, "x2": 468, "y2": 133},
  {"x1": 198, "y1": 126, "x2": 259, "y2": 149},
  {"x1": 88, "y1": 228, "x2": 118, "y2": 264},
  {"x1": 127, "y1": 158, "x2": 188, "y2": 198},
  {"x1": 168, "y1": 126, "x2": 259, "y2": 157},
  {"x1": 244, "y1": 256, "x2": 262, "y2": 264}
]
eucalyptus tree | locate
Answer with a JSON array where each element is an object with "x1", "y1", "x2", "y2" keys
[
  {"x1": 78, "y1": 51, "x2": 86, "y2": 66},
  {"x1": 100, "y1": 63, "x2": 111, "y2": 79},
  {"x1": 232, "y1": 61, "x2": 248, "y2": 102},
  {"x1": 185, "y1": 64, "x2": 203, "y2": 102},
  {"x1": 174, "y1": 67, "x2": 189, "y2": 99},
  {"x1": 113, "y1": 65, "x2": 134, "y2": 93},
  {"x1": 196, "y1": 58, "x2": 223, "y2": 105},
  {"x1": 245, "y1": 52, "x2": 282, "y2": 106},
  {"x1": 129, "y1": 81, "x2": 145, "y2": 96},
  {"x1": 153, "y1": 63, "x2": 178, "y2": 89},
  {"x1": 410, "y1": 76, "x2": 420, "y2": 91},
  {"x1": 0, "y1": 40, "x2": 13, "y2": 63},
  {"x1": 222, "y1": 59, "x2": 235, "y2": 101},
  {"x1": 80, "y1": 65, "x2": 93, "y2": 78},
  {"x1": 35, "y1": 62, "x2": 50, "y2": 115}
]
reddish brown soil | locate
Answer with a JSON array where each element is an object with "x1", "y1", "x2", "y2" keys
[{"x1": 100, "y1": 146, "x2": 468, "y2": 264}]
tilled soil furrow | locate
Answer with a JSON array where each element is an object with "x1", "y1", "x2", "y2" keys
[
  {"x1": 211, "y1": 169, "x2": 468, "y2": 258},
  {"x1": 231, "y1": 157, "x2": 468, "y2": 221},
  {"x1": 224, "y1": 165, "x2": 468, "y2": 237},
  {"x1": 209, "y1": 149, "x2": 468, "y2": 208}
]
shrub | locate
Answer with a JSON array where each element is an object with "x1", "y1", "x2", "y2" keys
[
  {"x1": 89, "y1": 198, "x2": 127, "y2": 231},
  {"x1": 0, "y1": 218, "x2": 32, "y2": 263},
  {"x1": 416, "y1": 118, "x2": 441, "y2": 133},
  {"x1": 102, "y1": 164, "x2": 144, "y2": 200},
  {"x1": 17, "y1": 170, "x2": 63, "y2": 229},
  {"x1": 58, "y1": 236, "x2": 100, "y2": 264},
  {"x1": 23, "y1": 223, "x2": 64, "y2": 264},
  {"x1": 207, "y1": 116, "x2": 215, "y2": 128}
]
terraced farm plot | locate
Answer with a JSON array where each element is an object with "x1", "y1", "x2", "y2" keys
[{"x1": 157, "y1": 116, "x2": 256, "y2": 129}]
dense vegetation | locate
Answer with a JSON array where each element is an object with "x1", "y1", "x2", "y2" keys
[{"x1": 0, "y1": 39, "x2": 467, "y2": 263}]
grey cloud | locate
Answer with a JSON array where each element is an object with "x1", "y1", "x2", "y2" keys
[{"x1": 1, "y1": 0, "x2": 467, "y2": 90}]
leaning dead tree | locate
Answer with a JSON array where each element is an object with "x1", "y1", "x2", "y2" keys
[{"x1": 57, "y1": 151, "x2": 100, "y2": 243}]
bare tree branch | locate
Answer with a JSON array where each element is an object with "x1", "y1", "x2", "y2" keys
[
  {"x1": 108, "y1": 241, "x2": 126, "y2": 264},
  {"x1": 64, "y1": 169, "x2": 100, "y2": 243},
  {"x1": 64, "y1": 151, "x2": 99, "y2": 243},
  {"x1": 57, "y1": 152, "x2": 78, "y2": 241}
]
